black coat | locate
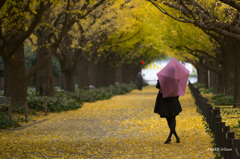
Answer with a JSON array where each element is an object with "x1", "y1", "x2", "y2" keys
[
  {"x1": 136, "y1": 75, "x2": 143, "y2": 90},
  {"x1": 154, "y1": 80, "x2": 182, "y2": 118}
]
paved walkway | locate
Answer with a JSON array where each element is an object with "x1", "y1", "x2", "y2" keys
[{"x1": 0, "y1": 86, "x2": 215, "y2": 158}]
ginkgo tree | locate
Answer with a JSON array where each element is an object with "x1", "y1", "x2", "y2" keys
[
  {"x1": 159, "y1": 18, "x2": 223, "y2": 92},
  {"x1": 0, "y1": 0, "x2": 53, "y2": 103},
  {"x1": 95, "y1": 0, "x2": 166, "y2": 84},
  {"x1": 104, "y1": 1, "x2": 166, "y2": 60},
  {"x1": 73, "y1": 0, "x2": 154, "y2": 88},
  {"x1": 148, "y1": 0, "x2": 240, "y2": 107},
  {"x1": 35, "y1": 0, "x2": 107, "y2": 95},
  {"x1": 0, "y1": 0, "x2": 109, "y2": 102},
  {"x1": 119, "y1": 0, "x2": 222, "y2": 92},
  {"x1": 0, "y1": 0, "x2": 230, "y2": 104},
  {"x1": 62, "y1": 0, "x2": 130, "y2": 89}
]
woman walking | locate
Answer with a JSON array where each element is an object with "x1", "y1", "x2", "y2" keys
[
  {"x1": 154, "y1": 58, "x2": 189, "y2": 144},
  {"x1": 154, "y1": 80, "x2": 182, "y2": 144},
  {"x1": 136, "y1": 72, "x2": 143, "y2": 90}
]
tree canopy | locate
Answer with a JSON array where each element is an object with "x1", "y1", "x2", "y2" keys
[{"x1": 1, "y1": 0, "x2": 240, "y2": 105}]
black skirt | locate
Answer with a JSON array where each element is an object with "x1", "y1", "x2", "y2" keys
[{"x1": 154, "y1": 91, "x2": 182, "y2": 118}]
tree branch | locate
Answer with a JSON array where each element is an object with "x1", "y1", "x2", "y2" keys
[
  {"x1": 219, "y1": 0, "x2": 240, "y2": 11},
  {"x1": 26, "y1": 45, "x2": 56, "y2": 79},
  {"x1": 55, "y1": 0, "x2": 71, "y2": 46},
  {"x1": 8, "y1": 1, "x2": 52, "y2": 56},
  {"x1": 203, "y1": 30, "x2": 224, "y2": 46},
  {"x1": 176, "y1": 52, "x2": 220, "y2": 74},
  {"x1": 183, "y1": 46, "x2": 217, "y2": 61},
  {"x1": 195, "y1": 21, "x2": 240, "y2": 41},
  {"x1": 0, "y1": 0, "x2": 6, "y2": 10},
  {"x1": 79, "y1": 0, "x2": 106, "y2": 19},
  {"x1": 148, "y1": 0, "x2": 193, "y2": 23},
  {"x1": 28, "y1": 37, "x2": 37, "y2": 47},
  {"x1": 0, "y1": 25, "x2": 6, "y2": 50},
  {"x1": 150, "y1": 0, "x2": 240, "y2": 42},
  {"x1": 117, "y1": 28, "x2": 142, "y2": 44}
]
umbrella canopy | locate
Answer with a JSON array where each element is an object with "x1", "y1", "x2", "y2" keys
[{"x1": 156, "y1": 58, "x2": 190, "y2": 98}]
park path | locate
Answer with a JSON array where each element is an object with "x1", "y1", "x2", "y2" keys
[{"x1": 0, "y1": 86, "x2": 215, "y2": 159}]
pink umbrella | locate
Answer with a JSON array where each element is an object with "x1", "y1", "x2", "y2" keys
[{"x1": 156, "y1": 58, "x2": 190, "y2": 98}]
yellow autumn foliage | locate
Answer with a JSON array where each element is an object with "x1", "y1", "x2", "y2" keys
[
  {"x1": 0, "y1": 86, "x2": 215, "y2": 158},
  {"x1": 201, "y1": 90, "x2": 240, "y2": 138}
]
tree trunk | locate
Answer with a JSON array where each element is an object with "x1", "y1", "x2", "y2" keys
[
  {"x1": 122, "y1": 64, "x2": 132, "y2": 83},
  {"x1": 120, "y1": 63, "x2": 140, "y2": 84},
  {"x1": 36, "y1": 58, "x2": 54, "y2": 96},
  {"x1": 233, "y1": 41, "x2": 240, "y2": 107},
  {"x1": 217, "y1": 73, "x2": 224, "y2": 94},
  {"x1": 63, "y1": 71, "x2": 75, "y2": 92},
  {"x1": 89, "y1": 62, "x2": 99, "y2": 88},
  {"x1": 97, "y1": 60, "x2": 117, "y2": 87},
  {"x1": 115, "y1": 63, "x2": 123, "y2": 84},
  {"x1": 0, "y1": 77, "x2": 4, "y2": 90},
  {"x1": 3, "y1": 45, "x2": 28, "y2": 104},
  {"x1": 106, "y1": 66, "x2": 116, "y2": 85},
  {"x1": 59, "y1": 51, "x2": 79, "y2": 92},
  {"x1": 78, "y1": 55, "x2": 89, "y2": 89},
  {"x1": 36, "y1": 45, "x2": 54, "y2": 96},
  {"x1": 98, "y1": 62, "x2": 108, "y2": 87},
  {"x1": 221, "y1": 38, "x2": 235, "y2": 96},
  {"x1": 210, "y1": 70, "x2": 218, "y2": 93},
  {"x1": 210, "y1": 70, "x2": 224, "y2": 94},
  {"x1": 61, "y1": 51, "x2": 80, "y2": 92},
  {"x1": 196, "y1": 65, "x2": 208, "y2": 88}
]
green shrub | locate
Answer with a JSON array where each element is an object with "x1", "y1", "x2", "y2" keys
[
  {"x1": 221, "y1": 108, "x2": 240, "y2": 115},
  {"x1": 211, "y1": 94, "x2": 233, "y2": 106},
  {"x1": 204, "y1": 87, "x2": 213, "y2": 94},
  {"x1": 0, "y1": 113, "x2": 20, "y2": 129},
  {"x1": 194, "y1": 82, "x2": 205, "y2": 88},
  {"x1": 211, "y1": 93, "x2": 224, "y2": 100},
  {"x1": 27, "y1": 83, "x2": 137, "y2": 112},
  {"x1": 27, "y1": 87, "x2": 37, "y2": 96},
  {"x1": 74, "y1": 83, "x2": 137, "y2": 102},
  {"x1": 0, "y1": 83, "x2": 137, "y2": 129},
  {"x1": 27, "y1": 96, "x2": 82, "y2": 113}
]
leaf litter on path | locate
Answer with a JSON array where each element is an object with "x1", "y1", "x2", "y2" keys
[{"x1": 0, "y1": 86, "x2": 214, "y2": 159}]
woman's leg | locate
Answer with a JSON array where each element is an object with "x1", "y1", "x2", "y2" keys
[
  {"x1": 170, "y1": 116, "x2": 180, "y2": 140},
  {"x1": 164, "y1": 117, "x2": 173, "y2": 144},
  {"x1": 166, "y1": 116, "x2": 180, "y2": 143},
  {"x1": 166, "y1": 117, "x2": 173, "y2": 139}
]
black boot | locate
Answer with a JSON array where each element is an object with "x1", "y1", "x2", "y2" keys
[
  {"x1": 164, "y1": 138, "x2": 171, "y2": 144},
  {"x1": 173, "y1": 131, "x2": 180, "y2": 143},
  {"x1": 164, "y1": 131, "x2": 172, "y2": 144},
  {"x1": 176, "y1": 138, "x2": 180, "y2": 143}
]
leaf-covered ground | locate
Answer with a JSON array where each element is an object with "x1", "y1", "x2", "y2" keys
[
  {"x1": 0, "y1": 86, "x2": 214, "y2": 158},
  {"x1": 202, "y1": 91, "x2": 240, "y2": 138}
]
